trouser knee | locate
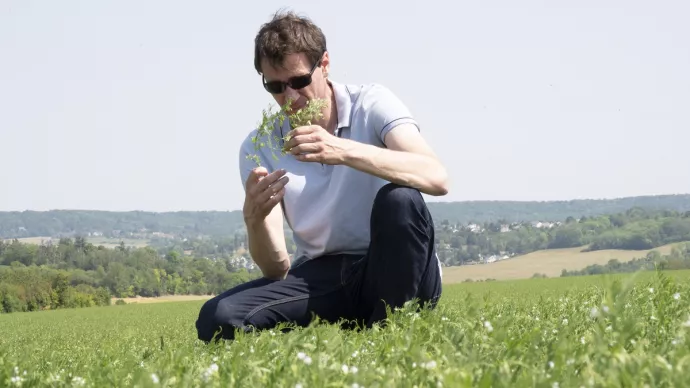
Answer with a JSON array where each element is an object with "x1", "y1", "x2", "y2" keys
[
  {"x1": 372, "y1": 183, "x2": 430, "y2": 230},
  {"x1": 196, "y1": 298, "x2": 244, "y2": 343}
]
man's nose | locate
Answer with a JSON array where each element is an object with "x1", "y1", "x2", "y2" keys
[{"x1": 284, "y1": 87, "x2": 300, "y2": 102}]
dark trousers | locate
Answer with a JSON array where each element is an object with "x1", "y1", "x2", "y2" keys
[{"x1": 195, "y1": 183, "x2": 442, "y2": 342}]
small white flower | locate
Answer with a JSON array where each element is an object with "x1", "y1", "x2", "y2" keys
[
  {"x1": 295, "y1": 384, "x2": 303, "y2": 388},
  {"x1": 602, "y1": 305, "x2": 610, "y2": 313},
  {"x1": 484, "y1": 321, "x2": 493, "y2": 332},
  {"x1": 674, "y1": 293, "x2": 680, "y2": 300},
  {"x1": 202, "y1": 363, "x2": 219, "y2": 381},
  {"x1": 649, "y1": 287, "x2": 654, "y2": 293},
  {"x1": 580, "y1": 336, "x2": 586, "y2": 344},
  {"x1": 590, "y1": 307, "x2": 599, "y2": 318},
  {"x1": 297, "y1": 352, "x2": 306, "y2": 360},
  {"x1": 342, "y1": 365, "x2": 349, "y2": 374},
  {"x1": 352, "y1": 351, "x2": 359, "y2": 358},
  {"x1": 553, "y1": 382, "x2": 560, "y2": 388},
  {"x1": 151, "y1": 373, "x2": 160, "y2": 384},
  {"x1": 548, "y1": 361, "x2": 555, "y2": 369},
  {"x1": 423, "y1": 360, "x2": 437, "y2": 369},
  {"x1": 303, "y1": 356, "x2": 312, "y2": 365},
  {"x1": 441, "y1": 317, "x2": 449, "y2": 321},
  {"x1": 562, "y1": 318, "x2": 569, "y2": 325}
]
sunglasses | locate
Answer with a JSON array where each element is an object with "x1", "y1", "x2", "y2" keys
[{"x1": 262, "y1": 57, "x2": 322, "y2": 94}]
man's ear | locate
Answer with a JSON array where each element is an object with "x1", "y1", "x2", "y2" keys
[{"x1": 321, "y1": 51, "x2": 330, "y2": 78}]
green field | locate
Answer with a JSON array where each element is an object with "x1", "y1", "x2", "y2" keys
[{"x1": 2, "y1": 271, "x2": 690, "y2": 387}]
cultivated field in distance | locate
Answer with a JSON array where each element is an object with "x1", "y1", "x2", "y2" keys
[
  {"x1": 5, "y1": 236, "x2": 151, "y2": 249},
  {"x1": 442, "y1": 242, "x2": 683, "y2": 283}
]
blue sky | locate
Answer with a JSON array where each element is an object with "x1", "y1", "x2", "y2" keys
[{"x1": 1, "y1": 0, "x2": 688, "y2": 212}]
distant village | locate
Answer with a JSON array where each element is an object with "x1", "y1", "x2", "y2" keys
[{"x1": 436, "y1": 219, "x2": 565, "y2": 266}]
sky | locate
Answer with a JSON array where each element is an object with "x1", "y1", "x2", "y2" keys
[{"x1": 1, "y1": 0, "x2": 689, "y2": 212}]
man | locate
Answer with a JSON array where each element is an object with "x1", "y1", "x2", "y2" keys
[{"x1": 195, "y1": 10, "x2": 449, "y2": 343}]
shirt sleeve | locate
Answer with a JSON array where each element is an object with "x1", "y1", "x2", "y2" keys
[
  {"x1": 238, "y1": 131, "x2": 267, "y2": 191},
  {"x1": 365, "y1": 84, "x2": 420, "y2": 145}
]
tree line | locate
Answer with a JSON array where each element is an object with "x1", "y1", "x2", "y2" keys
[
  {"x1": 434, "y1": 208, "x2": 690, "y2": 266},
  {"x1": 0, "y1": 237, "x2": 261, "y2": 314},
  {"x1": 560, "y1": 242, "x2": 690, "y2": 276}
]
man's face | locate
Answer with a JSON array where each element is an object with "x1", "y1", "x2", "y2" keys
[{"x1": 260, "y1": 52, "x2": 330, "y2": 115}]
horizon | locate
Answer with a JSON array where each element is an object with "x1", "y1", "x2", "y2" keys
[
  {"x1": 2, "y1": 192, "x2": 690, "y2": 214},
  {"x1": 2, "y1": 1, "x2": 689, "y2": 212}
]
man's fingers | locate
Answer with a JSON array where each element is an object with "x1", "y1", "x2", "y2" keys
[
  {"x1": 246, "y1": 167, "x2": 268, "y2": 187},
  {"x1": 257, "y1": 175, "x2": 289, "y2": 204},
  {"x1": 285, "y1": 125, "x2": 315, "y2": 139},
  {"x1": 250, "y1": 168, "x2": 286, "y2": 194},
  {"x1": 290, "y1": 143, "x2": 321, "y2": 155},
  {"x1": 262, "y1": 187, "x2": 286, "y2": 211},
  {"x1": 284, "y1": 127, "x2": 320, "y2": 148}
]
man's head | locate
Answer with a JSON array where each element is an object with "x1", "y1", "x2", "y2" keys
[{"x1": 254, "y1": 10, "x2": 330, "y2": 113}]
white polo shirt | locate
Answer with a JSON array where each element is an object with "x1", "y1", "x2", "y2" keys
[{"x1": 239, "y1": 80, "x2": 438, "y2": 271}]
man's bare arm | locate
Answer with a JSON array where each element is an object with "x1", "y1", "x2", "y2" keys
[
  {"x1": 245, "y1": 203, "x2": 290, "y2": 280},
  {"x1": 241, "y1": 168, "x2": 291, "y2": 280},
  {"x1": 341, "y1": 123, "x2": 449, "y2": 196}
]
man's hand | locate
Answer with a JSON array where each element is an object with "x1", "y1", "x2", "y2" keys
[
  {"x1": 283, "y1": 125, "x2": 351, "y2": 165},
  {"x1": 243, "y1": 167, "x2": 289, "y2": 225}
]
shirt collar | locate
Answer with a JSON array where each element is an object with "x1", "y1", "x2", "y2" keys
[{"x1": 329, "y1": 79, "x2": 352, "y2": 129}]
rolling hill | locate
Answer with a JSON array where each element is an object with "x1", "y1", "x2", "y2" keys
[{"x1": 2, "y1": 194, "x2": 690, "y2": 239}]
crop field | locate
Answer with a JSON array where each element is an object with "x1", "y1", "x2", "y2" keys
[
  {"x1": 2, "y1": 270, "x2": 690, "y2": 387},
  {"x1": 5, "y1": 237, "x2": 151, "y2": 249},
  {"x1": 442, "y1": 243, "x2": 683, "y2": 282}
]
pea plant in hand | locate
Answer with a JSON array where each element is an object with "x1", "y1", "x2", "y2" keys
[{"x1": 247, "y1": 97, "x2": 329, "y2": 167}]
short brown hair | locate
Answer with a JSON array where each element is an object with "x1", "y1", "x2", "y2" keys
[{"x1": 253, "y1": 9, "x2": 327, "y2": 74}]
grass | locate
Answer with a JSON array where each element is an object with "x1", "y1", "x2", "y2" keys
[
  {"x1": 2, "y1": 270, "x2": 690, "y2": 387},
  {"x1": 111, "y1": 295, "x2": 212, "y2": 304},
  {"x1": 442, "y1": 242, "x2": 684, "y2": 282}
]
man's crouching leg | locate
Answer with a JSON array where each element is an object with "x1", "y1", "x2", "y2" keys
[
  {"x1": 196, "y1": 255, "x2": 355, "y2": 343},
  {"x1": 351, "y1": 183, "x2": 443, "y2": 327},
  {"x1": 196, "y1": 278, "x2": 274, "y2": 342}
]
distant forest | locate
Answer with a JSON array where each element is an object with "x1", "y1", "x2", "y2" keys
[{"x1": 2, "y1": 194, "x2": 690, "y2": 239}]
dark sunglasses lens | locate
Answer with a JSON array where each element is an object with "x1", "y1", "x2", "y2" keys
[
  {"x1": 264, "y1": 81, "x2": 285, "y2": 94},
  {"x1": 289, "y1": 75, "x2": 312, "y2": 90}
]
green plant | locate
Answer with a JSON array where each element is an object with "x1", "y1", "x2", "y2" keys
[{"x1": 247, "y1": 97, "x2": 329, "y2": 167}]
